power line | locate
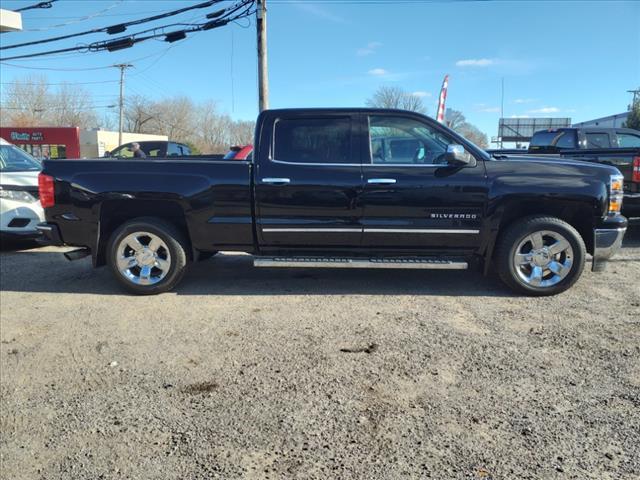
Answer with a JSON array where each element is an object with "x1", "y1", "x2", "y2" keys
[
  {"x1": 0, "y1": 0, "x2": 256, "y2": 62},
  {"x1": 1, "y1": 0, "x2": 226, "y2": 51},
  {"x1": 14, "y1": 0, "x2": 58, "y2": 13},
  {"x1": 21, "y1": 1, "x2": 125, "y2": 32}
]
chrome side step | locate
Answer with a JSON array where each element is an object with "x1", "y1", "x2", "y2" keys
[{"x1": 253, "y1": 256, "x2": 468, "y2": 270}]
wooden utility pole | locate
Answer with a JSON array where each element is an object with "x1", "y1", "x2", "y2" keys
[
  {"x1": 257, "y1": 0, "x2": 269, "y2": 112},
  {"x1": 114, "y1": 63, "x2": 132, "y2": 146}
]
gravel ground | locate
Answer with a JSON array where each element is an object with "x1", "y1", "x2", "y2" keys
[{"x1": 1, "y1": 223, "x2": 639, "y2": 480}]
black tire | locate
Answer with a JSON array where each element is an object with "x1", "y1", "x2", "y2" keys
[
  {"x1": 107, "y1": 217, "x2": 189, "y2": 295},
  {"x1": 495, "y1": 216, "x2": 586, "y2": 296}
]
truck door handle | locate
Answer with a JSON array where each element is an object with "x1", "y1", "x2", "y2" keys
[
  {"x1": 367, "y1": 178, "x2": 397, "y2": 185},
  {"x1": 262, "y1": 178, "x2": 291, "y2": 185}
]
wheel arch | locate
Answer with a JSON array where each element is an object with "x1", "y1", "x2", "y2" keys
[
  {"x1": 483, "y1": 198, "x2": 597, "y2": 274},
  {"x1": 95, "y1": 200, "x2": 193, "y2": 267}
]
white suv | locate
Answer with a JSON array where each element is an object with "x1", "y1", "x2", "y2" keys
[{"x1": 0, "y1": 138, "x2": 44, "y2": 241}]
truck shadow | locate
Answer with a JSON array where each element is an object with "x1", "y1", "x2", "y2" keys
[{"x1": 1, "y1": 224, "x2": 637, "y2": 297}]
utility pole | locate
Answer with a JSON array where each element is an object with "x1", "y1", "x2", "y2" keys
[
  {"x1": 114, "y1": 63, "x2": 132, "y2": 146},
  {"x1": 500, "y1": 77, "x2": 505, "y2": 149},
  {"x1": 256, "y1": 0, "x2": 269, "y2": 112}
]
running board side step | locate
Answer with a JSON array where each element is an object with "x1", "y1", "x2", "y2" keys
[{"x1": 253, "y1": 257, "x2": 468, "y2": 270}]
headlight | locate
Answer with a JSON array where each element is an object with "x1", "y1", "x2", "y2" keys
[
  {"x1": 608, "y1": 174, "x2": 624, "y2": 215},
  {"x1": 0, "y1": 187, "x2": 38, "y2": 203}
]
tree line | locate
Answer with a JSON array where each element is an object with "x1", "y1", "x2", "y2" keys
[{"x1": 0, "y1": 75, "x2": 255, "y2": 154}]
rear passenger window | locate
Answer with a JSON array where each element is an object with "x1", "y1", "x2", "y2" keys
[
  {"x1": 585, "y1": 133, "x2": 611, "y2": 148},
  {"x1": 617, "y1": 133, "x2": 640, "y2": 148},
  {"x1": 555, "y1": 131, "x2": 577, "y2": 149},
  {"x1": 274, "y1": 117, "x2": 352, "y2": 164}
]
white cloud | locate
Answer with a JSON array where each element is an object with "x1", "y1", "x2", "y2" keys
[
  {"x1": 510, "y1": 115, "x2": 530, "y2": 118},
  {"x1": 528, "y1": 107, "x2": 560, "y2": 114},
  {"x1": 456, "y1": 58, "x2": 496, "y2": 67},
  {"x1": 514, "y1": 98, "x2": 536, "y2": 104},
  {"x1": 479, "y1": 106, "x2": 500, "y2": 113},
  {"x1": 357, "y1": 42, "x2": 382, "y2": 56},
  {"x1": 411, "y1": 91, "x2": 431, "y2": 98},
  {"x1": 368, "y1": 68, "x2": 388, "y2": 76}
]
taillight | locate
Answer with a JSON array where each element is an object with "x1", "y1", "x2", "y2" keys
[
  {"x1": 608, "y1": 174, "x2": 624, "y2": 215},
  {"x1": 38, "y1": 173, "x2": 55, "y2": 208},
  {"x1": 633, "y1": 156, "x2": 640, "y2": 183}
]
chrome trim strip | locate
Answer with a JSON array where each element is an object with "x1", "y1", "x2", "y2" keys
[
  {"x1": 262, "y1": 228, "x2": 362, "y2": 233},
  {"x1": 368, "y1": 178, "x2": 397, "y2": 184},
  {"x1": 261, "y1": 177, "x2": 290, "y2": 184},
  {"x1": 364, "y1": 228, "x2": 480, "y2": 234},
  {"x1": 254, "y1": 257, "x2": 468, "y2": 270},
  {"x1": 262, "y1": 227, "x2": 480, "y2": 234}
]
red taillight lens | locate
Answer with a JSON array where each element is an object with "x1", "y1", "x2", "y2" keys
[
  {"x1": 633, "y1": 156, "x2": 640, "y2": 183},
  {"x1": 38, "y1": 173, "x2": 55, "y2": 208}
]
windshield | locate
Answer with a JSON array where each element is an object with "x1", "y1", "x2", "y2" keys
[{"x1": 0, "y1": 144, "x2": 42, "y2": 172}]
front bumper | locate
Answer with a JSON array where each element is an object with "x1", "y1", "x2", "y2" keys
[
  {"x1": 36, "y1": 222, "x2": 64, "y2": 246},
  {"x1": 592, "y1": 215, "x2": 628, "y2": 272}
]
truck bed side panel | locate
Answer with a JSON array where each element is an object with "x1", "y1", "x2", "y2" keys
[{"x1": 42, "y1": 159, "x2": 254, "y2": 252}]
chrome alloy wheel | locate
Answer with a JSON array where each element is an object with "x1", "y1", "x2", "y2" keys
[
  {"x1": 513, "y1": 230, "x2": 574, "y2": 288},
  {"x1": 116, "y1": 232, "x2": 171, "y2": 285}
]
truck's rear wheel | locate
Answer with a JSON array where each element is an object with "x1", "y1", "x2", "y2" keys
[
  {"x1": 107, "y1": 218, "x2": 189, "y2": 295},
  {"x1": 495, "y1": 216, "x2": 586, "y2": 296}
]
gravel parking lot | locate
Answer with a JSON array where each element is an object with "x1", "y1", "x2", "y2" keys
[{"x1": 1, "y1": 223, "x2": 639, "y2": 480}]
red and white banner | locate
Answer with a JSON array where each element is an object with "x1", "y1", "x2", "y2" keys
[{"x1": 436, "y1": 74, "x2": 449, "y2": 124}]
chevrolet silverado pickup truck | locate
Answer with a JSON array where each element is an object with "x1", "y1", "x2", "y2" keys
[{"x1": 37, "y1": 108, "x2": 628, "y2": 296}]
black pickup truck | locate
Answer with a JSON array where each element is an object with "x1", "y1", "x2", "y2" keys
[{"x1": 37, "y1": 109, "x2": 628, "y2": 296}]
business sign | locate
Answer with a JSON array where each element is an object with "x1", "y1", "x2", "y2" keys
[
  {"x1": 10, "y1": 131, "x2": 44, "y2": 142},
  {"x1": 498, "y1": 118, "x2": 571, "y2": 142}
]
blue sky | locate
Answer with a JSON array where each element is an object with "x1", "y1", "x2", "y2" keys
[{"x1": 1, "y1": 0, "x2": 639, "y2": 140}]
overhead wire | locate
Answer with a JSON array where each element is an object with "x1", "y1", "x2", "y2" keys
[
  {"x1": 13, "y1": 0, "x2": 58, "y2": 13},
  {"x1": 1, "y1": 0, "x2": 226, "y2": 51},
  {"x1": 0, "y1": 0, "x2": 256, "y2": 62},
  {"x1": 20, "y1": 1, "x2": 125, "y2": 32}
]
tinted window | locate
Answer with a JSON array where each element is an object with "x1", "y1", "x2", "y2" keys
[
  {"x1": 555, "y1": 131, "x2": 577, "y2": 149},
  {"x1": 274, "y1": 117, "x2": 352, "y2": 164},
  {"x1": 617, "y1": 133, "x2": 640, "y2": 148},
  {"x1": 368, "y1": 115, "x2": 454, "y2": 165},
  {"x1": 585, "y1": 132, "x2": 611, "y2": 148},
  {"x1": 167, "y1": 143, "x2": 181, "y2": 156},
  {"x1": 530, "y1": 130, "x2": 575, "y2": 149},
  {"x1": 111, "y1": 143, "x2": 133, "y2": 158}
]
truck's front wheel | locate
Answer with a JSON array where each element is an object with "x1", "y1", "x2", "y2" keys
[
  {"x1": 495, "y1": 216, "x2": 586, "y2": 296},
  {"x1": 107, "y1": 218, "x2": 189, "y2": 295}
]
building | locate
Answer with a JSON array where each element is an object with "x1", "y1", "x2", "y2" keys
[
  {"x1": 572, "y1": 112, "x2": 629, "y2": 128},
  {"x1": 0, "y1": 127, "x2": 167, "y2": 159},
  {"x1": 497, "y1": 117, "x2": 572, "y2": 147},
  {"x1": 0, "y1": 8, "x2": 22, "y2": 32}
]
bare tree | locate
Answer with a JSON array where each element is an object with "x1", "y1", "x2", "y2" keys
[
  {"x1": 0, "y1": 75, "x2": 50, "y2": 127},
  {"x1": 124, "y1": 95, "x2": 158, "y2": 133},
  {"x1": 49, "y1": 83, "x2": 99, "y2": 128},
  {"x1": 445, "y1": 109, "x2": 489, "y2": 148},
  {"x1": 366, "y1": 86, "x2": 427, "y2": 114}
]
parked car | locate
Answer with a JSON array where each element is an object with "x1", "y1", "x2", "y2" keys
[
  {"x1": 37, "y1": 108, "x2": 628, "y2": 296},
  {"x1": 105, "y1": 141, "x2": 192, "y2": 158},
  {"x1": 223, "y1": 145, "x2": 253, "y2": 160},
  {"x1": 0, "y1": 138, "x2": 44, "y2": 241}
]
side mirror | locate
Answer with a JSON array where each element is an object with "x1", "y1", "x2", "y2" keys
[
  {"x1": 103, "y1": 151, "x2": 111, "y2": 157},
  {"x1": 445, "y1": 144, "x2": 474, "y2": 166}
]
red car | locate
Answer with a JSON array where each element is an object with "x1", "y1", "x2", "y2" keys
[{"x1": 223, "y1": 145, "x2": 253, "y2": 160}]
